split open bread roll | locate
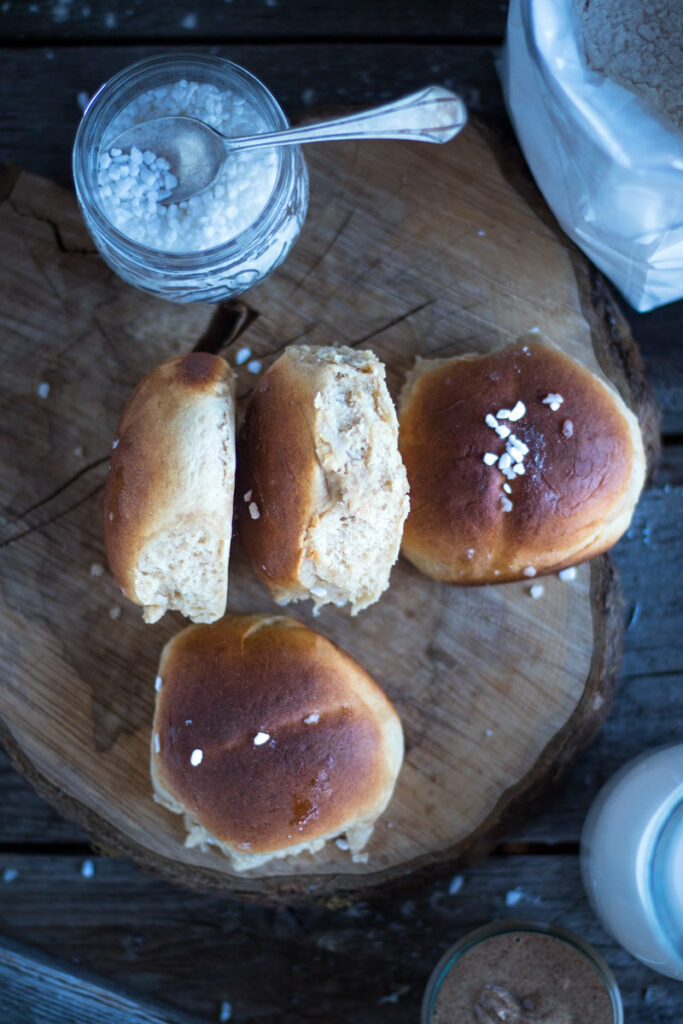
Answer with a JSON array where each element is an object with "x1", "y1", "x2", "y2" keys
[
  {"x1": 237, "y1": 344, "x2": 410, "y2": 614},
  {"x1": 398, "y1": 340, "x2": 646, "y2": 583},
  {"x1": 151, "y1": 614, "x2": 404, "y2": 871},
  {"x1": 103, "y1": 352, "x2": 236, "y2": 624}
]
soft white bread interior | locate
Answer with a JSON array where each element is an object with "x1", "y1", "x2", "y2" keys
[
  {"x1": 103, "y1": 352, "x2": 236, "y2": 624},
  {"x1": 237, "y1": 345, "x2": 409, "y2": 614},
  {"x1": 150, "y1": 614, "x2": 404, "y2": 871},
  {"x1": 398, "y1": 339, "x2": 647, "y2": 583}
]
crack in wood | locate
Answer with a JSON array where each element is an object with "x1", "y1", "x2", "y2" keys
[
  {"x1": 192, "y1": 299, "x2": 259, "y2": 355},
  {"x1": 0, "y1": 481, "x2": 104, "y2": 550},
  {"x1": 8, "y1": 455, "x2": 109, "y2": 524},
  {"x1": 349, "y1": 299, "x2": 435, "y2": 348},
  {"x1": 290, "y1": 209, "x2": 355, "y2": 297},
  {"x1": 8, "y1": 199, "x2": 97, "y2": 256}
]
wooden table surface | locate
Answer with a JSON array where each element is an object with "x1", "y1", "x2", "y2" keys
[{"x1": 0, "y1": 3, "x2": 681, "y2": 1022}]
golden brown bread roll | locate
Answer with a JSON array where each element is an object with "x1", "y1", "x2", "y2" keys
[
  {"x1": 151, "y1": 614, "x2": 404, "y2": 870},
  {"x1": 103, "y1": 352, "x2": 236, "y2": 623},
  {"x1": 237, "y1": 344, "x2": 409, "y2": 614},
  {"x1": 398, "y1": 340, "x2": 646, "y2": 583}
]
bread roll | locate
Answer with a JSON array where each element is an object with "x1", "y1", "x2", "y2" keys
[
  {"x1": 398, "y1": 340, "x2": 646, "y2": 583},
  {"x1": 151, "y1": 614, "x2": 404, "y2": 870},
  {"x1": 237, "y1": 345, "x2": 409, "y2": 614},
  {"x1": 103, "y1": 352, "x2": 236, "y2": 623}
]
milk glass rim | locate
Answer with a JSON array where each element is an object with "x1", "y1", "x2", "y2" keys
[
  {"x1": 421, "y1": 918, "x2": 623, "y2": 1024},
  {"x1": 72, "y1": 53, "x2": 298, "y2": 264}
]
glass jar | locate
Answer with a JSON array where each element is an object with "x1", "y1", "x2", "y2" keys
[
  {"x1": 581, "y1": 744, "x2": 683, "y2": 980},
  {"x1": 421, "y1": 919, "x2": 623, "y2": 1024},
  {"x1": 73, "y1": 54, "x2": 309, "y2": 303}
]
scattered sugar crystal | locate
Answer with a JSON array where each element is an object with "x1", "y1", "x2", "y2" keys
[
  {"x1": 448, "y1": 875, "x2": 464, "y2": 895},
  {"x1": 89, "y1": 562, "x2": 104, "y2": 576},
  {"x1": 562, "y1": 420, "x2": 574, "y2": 438},
  {"x1": 310, "y1": 585, "x2": 327, "y2": 598},
  {"x1": 495, "y1": 423, "x2": 511, "y2": 439},
  {"x1": 246, "y1": 359, "x2": 262, "y2": 374},
  {"x1": 335, "y1": 837, "x2": 350, "y2": 851},
  {"x1": 559, "y1": 567, "x2": 577, "y2": 581},
  {"x1": 104, "y1": 11, "x2": 116, "y2": 28},
  {"x1": 477, "y1": 229, "x2": 486, "y2": 236},
  {"x1": 485, "y1": 413, "x2": 498, "y2": 429},
  {"x1": 508, "y1": 400, "x2": 526, "y2": 421},
  {"x1": 219, "y1": 1003, "x2": 232, "y2": 1022},
  {"x1": 155, "y1": 675, "x2": 163, "y2": 691},
  {"x1": 96, "y1": 80, "x2": 279, "y2": 252},
  {"x1": 505, "y1": 887, "x2": 523, "y2": 906},
  {"x1": 466, "y1": 548, "x2": 474, "y2": 559},
  {"x1": 499, "y1": 452, "x2": 513, "y2": 472},
  {"x1": 483, "y1": 452, "x2": 498, "y2": 466},
  {"x1": 503, "y1": 483, "x2": 512, "y2": 494},
  {"x1": 112, "y1": 438, "x2": 119, "y2": 449},
  {"x1": 485, "y1": 728, "x2": 494, "y2": 736},
  {"x1": 190, "y1": 748, "x2": 203, "y2": 766},
  {"x1": 108, "y1": 605, "x2": 121, "y2": 619},
  {"x1": 235, "y1": 346, "x2": 251, "y2": 365},
  {"x1": 248, "y1": 501, "x2": 260, "y2": 519},
  {"x1": 542, "y1": 393, "x2": 564, "y2": 410},
  {"x1": 523, "y1": 567, "x2": 536, "y2": 577},
  {"x1": 3, "y1": 868, "x2": 18, "y2": 883},
  {"x1": 513, "y1": 463, "x2": 525, "y2": 475},
  {"x1": 153, "y1": 733, "x2": 160, "y2": 753},
  {"x1": 496, "y1": 408, "x2": 511, "y2": 420},
  {"x1": 38, "y1": 381, "x2": 50, "y2": 398},
  {"x1": 500, "y1": 494, "x2": 513, "y2": 513},
  {"x1": 108, "y1": 512, "x2": 114, "y2": 521},
  {"x1": 304, "y1": 712, "x2": 320, "y2": 724},
  {"x1": 74, "y1": 445, "x2": 84, "y2": 456},
  {"x1": 529, "y1": 584, "x2": 545, "y2": 599},
  {"x1": 243, "y1": 490, "x2": 253, "y2": 502},
  {"x1": 80, "y1": 859, "x2": 94, "y2": 879},
  {"x1": 181, "y1": 12, "x2": 197, "y2": 28},
  {"x1": 253, "y1": 731, "x2": 270, "y2": 746}
]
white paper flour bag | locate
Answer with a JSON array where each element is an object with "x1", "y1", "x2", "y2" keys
[{"x1": 501, "y1": 0, "x2": 683, "y2": 312}]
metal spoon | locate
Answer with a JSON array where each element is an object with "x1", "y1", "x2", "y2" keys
[{"x1": 108, "y1": 85, "x2": 466, "y2": 204}]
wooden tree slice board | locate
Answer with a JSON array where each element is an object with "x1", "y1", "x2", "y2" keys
[{"x1": 0, "y1": 123, "x2": 657, "y2": 903}]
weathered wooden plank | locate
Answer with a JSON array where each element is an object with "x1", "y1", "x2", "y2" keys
[
  {"x1": 0, "y1": 1, "x2": 507, "y2": 43},
  {"x1": 0, "y1": 854, "x2": 678, "y2": 1023},
  {"x1": 624, "y1": 305, "x2": 683, "y2": 436},
  {"x1": 0, "y1": 935, "x2": 208, "y2": 1024}
]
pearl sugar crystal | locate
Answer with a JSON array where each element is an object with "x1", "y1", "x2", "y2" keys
[{"x1": 97, "y1": 79, "x2": 279, "y2": 252}]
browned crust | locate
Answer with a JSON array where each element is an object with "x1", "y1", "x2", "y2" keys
[
  {"x1": 236, "y1": 354, "x2": 319, "y2": 595},
  {"x1": 152, "y1": 615, "x2": 403, "y2": 855},
  {"x1": 398, "y1": 341, "x2": 645, "y2": 583},
  {"x1": 103, "y1": 352, "x2": 233, "y2": 601}
]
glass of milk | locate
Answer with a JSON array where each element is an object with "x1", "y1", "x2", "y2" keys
[
  {"x1": 581, "y1": 744, "x2": 683, "y2": 980},
  {"x1": 73, "y1": 54, "x2": 308, "y2": 303}
]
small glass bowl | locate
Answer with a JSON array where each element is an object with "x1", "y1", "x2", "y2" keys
[
  {"x1": 421, "y1": 919, "x2": 623, "y2": 1024},
  {"x1": 72, "y1": 54, "x2": 309, "y2": 303}
]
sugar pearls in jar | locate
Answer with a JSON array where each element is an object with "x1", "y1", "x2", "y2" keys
[{"x1": 73, "y1": 55, "x2": 309, "y2": 303}]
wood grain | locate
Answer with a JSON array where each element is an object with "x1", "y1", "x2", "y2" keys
[
  {"x1": 0, "y1": 1, "x2": 508, "y2": 43},
  {"x1": 0, "y1": 119, "x2": 656, "y2": 902},
  {"x1": 0, "y1": 935, "x2": 207, "y2": 1024},
  {"x1": 0, "y1": 854, "x2": 680, "y2": 1024}
]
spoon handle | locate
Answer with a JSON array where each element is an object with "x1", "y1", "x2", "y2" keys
[{"x1": 225, "y1": 86, "x2": 467, "y2": 153}]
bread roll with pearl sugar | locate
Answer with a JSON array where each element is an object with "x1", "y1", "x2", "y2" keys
[
  {"x1": 237, "y1": 345, "x2": 410, "y2": 614},
  {"x1": 398, "y1": 340, "x2": 646, "y2": 583},
  {"x1": 103, "y1": 352, "x2": 236, "y2": 624},
  {"x1": 150, "y1": 614, "x2": 404, "y2": 871}
]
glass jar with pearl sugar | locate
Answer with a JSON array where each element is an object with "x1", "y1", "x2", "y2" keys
[{"x1": 73, "y1": 54, "x2": 309, "y2": 303}]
